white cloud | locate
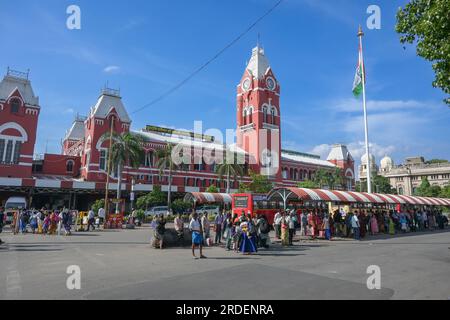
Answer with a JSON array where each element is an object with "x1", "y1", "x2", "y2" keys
[
  {"x1": 332, "y1": 98, "x2": 429, "y2": 113},
  {"x1": 103, "y1": 65, "x2": 120, "y2": 74},
  {"x1": 63, "y1": 108, "x2": 74, "y2": 114},
  {"x1": 308, "y1": 144, "x2": 332, "y2": 159},
  {"x1": 346, "y1": 141, "x2": 396, "y2": 162}
]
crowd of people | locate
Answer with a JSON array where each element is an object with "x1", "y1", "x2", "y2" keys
[
  {"x1": 2, "y1": 204, "x2": 449, "y2": 251},
  {"x1": 187, "y1": 210, "x2": 272, "y2": 259},
  {"x1": 150, "y1": 210, "x2": 272, "y2": 259},
  {"x1": 0, "y1": 206, "x2": 98, "y2": 239},
  {"x1": 272, "y1": 207, "x2": 449, "y2": 241}
]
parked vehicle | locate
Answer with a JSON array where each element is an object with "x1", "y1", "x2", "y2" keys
[
  {"x1": 196, "y1": 205, "x2": 220, "y2": 216},
  {"x1": 4, "y1": 196, "x2": 27, "y2": 224},
  {"x1": 145, "y1": 206, "x2": 170, "y2": 217}
]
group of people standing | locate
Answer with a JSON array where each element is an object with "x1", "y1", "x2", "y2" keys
[
  {"x1": 1, "y1": 207, "x2": 74, "y2": 236},
  {"x1": 287, "y1": 207, "x2": 449, "y2": 241},
  {"x1": 186, "y1": 210, "x2": 271, "y2": 259},
  {"x1": 273, "y1": 210, "x2": 300, "y2": 245}
]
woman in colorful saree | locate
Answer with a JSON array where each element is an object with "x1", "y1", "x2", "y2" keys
[
  {"x1": 281, "y1": 212, "x2": 289, "y2": 246},
  {"x1": 239, "y1": 216, "x2": 257, "y2": 255},
  {"x1": 370, "y1": 213, "x2": 379, "y2": 235}
]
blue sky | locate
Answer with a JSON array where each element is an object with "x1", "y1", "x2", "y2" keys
[{"x1": 1, "y1": 0, "x2": 449, "y2": 171}]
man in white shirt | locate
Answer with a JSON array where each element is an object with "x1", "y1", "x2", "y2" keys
[
  {"x1": 87, "y1": 208, "x2": 95, "y2": 231},
  {"x1": 351, "y1": 212, "x2": 360, "y2": 240},
  {"x1": 189, "y1": 212, "x2": 206, "y2": 259},
  {"x1": 274, "y1": 211, "x2": 282, "y2": 239},
  {"x1": 98, "y1": 207, "x2": 106, "y2": 227}
]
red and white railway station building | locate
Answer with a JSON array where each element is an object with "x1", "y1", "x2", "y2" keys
[{"x1": 0, "y1": 47, "x2": 355, "y2": 210}]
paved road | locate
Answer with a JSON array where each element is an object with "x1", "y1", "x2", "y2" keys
[{"x1": 0, "y1": 226, "x2": 449, "y2": 300}]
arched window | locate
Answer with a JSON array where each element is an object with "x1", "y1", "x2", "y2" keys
[
  {"x1": 10, "y1": 98, "x2": 20, "y2": 113},
  {"x1": 145, "y1": 151, "x2": 154, "y2": 167},
  {"x1": 66, "y1": 160, "x2": 74, "y2": 172},
  {"x1": 248, "y1": 107, "x2": 253, "y2": 124},
  {"x1": 262, "y1": 107, "x2": 267, "y2": 123},
  {"x1": 271, "y1": 108, "x2": 275, "y2": 124}
]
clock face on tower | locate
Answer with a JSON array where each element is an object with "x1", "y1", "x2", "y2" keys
[
  {"x1": 266, "y1": 77, "x2": 276, "y2": 91},
  {"x1": 242, "y1": 78, "x2": 251, "y2": 91}
]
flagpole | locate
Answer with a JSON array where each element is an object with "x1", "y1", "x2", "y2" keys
[{"x1": 358, "y1": 25, "x2": 372, "y2": 193}]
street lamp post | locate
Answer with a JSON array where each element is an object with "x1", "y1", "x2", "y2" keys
[{"x1": 130, "y1": 177, "x2": 136, "y2": 212}]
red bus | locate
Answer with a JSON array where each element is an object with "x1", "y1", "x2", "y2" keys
[{"x1": 232, "y1": 193, "x2": 305, "y2": 225}]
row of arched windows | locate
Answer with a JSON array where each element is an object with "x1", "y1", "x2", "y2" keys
[
  {"x1": 184, "y1": 177, "x2": 239, "y2": 189},
  {"x1": 241, "y1": 105, "x2": 278, "y2": 126},
  {"x1": 282, "y1": 167, "x2": 315, "y2": 181}
]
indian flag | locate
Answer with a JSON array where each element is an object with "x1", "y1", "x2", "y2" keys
[{"x1": 352, "y1": 45, "x2": 364, "y2": 97}]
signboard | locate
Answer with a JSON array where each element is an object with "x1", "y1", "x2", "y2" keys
[
  {"x1": 130, "y1": 192, "x2": 135, "y2": 201},
  {"x1": 253, "y1": 195, "x2": 268, "y2": 202},
  {"x1": 144, "y1": 125, "x2": 215, "y2": 142},
  {"x1": 234, "y1": 196, "x2": 249, "y2": 208}
]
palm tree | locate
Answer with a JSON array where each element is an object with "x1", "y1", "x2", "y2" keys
[
  {"x1": 313, "y1": 168, "x2": 329, "y2": 189},
  {"x1": 331, "y1": 167, "x2": 344, "y2": 190},
  {"x1": 155, "y1": 143, "x2": 179, "y2": 212},
  {"x1": 215, "y1": 154, "x2": 244, "y2": 194},
  {"x1": 109, "y1": 132, "x2": 144, "y2": 213}
]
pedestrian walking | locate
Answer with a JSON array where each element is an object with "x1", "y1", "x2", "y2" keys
[
  {"x1": 98, "y1": 206, "x2": 106, "y2": 226},
  {"x1": 300, "y1": 211, "x2": 308, "y2": 237},
  {"x1": 274, "y1": 211, "x2": 282, "y2": 239},
  {"x1": 223, "y1": 213, "x2": 234, "y2": 250},
  {"x1": 256, "y1": 214, "x2": 270, "y2": 248},
  {"x1": 154, "y1": 214, "x2": 166, "y2": 249},
  {"x1": 201, "y1": 212, "x2": 211, "y2": 245},
  {"x1": 351, "y1": 212, "x2": 360, "y2": 240},
  {"x1": 86, "y1": 208, "x2": 95, "y2": 231},
  {"x1": 174, "y1": 213, "x2": 184, "y2": 244},
  {"x1": 214, "y1": 211, "x2": 224, "y2": 244},
  {"x1": 0, "y1": 207, "x2": 4, "y2": 244},
  {"x1": 189, "y1": 212, "x2": 206, "y2": 259},
  {"x1": 287, "y1": 211, "x2": 296, "y2": 245},
  {"x1": 322, "y1": 214, "x2": 331, "y2": 240}
]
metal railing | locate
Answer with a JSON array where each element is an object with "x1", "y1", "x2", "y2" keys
[{"x1": 7, "y1": 67, "x2": 29, "y2": 80}]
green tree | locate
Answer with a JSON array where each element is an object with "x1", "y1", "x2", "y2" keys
[
  {"x1": 91, "y1": 199, "x2": 105, "y2": 214},
  {"x1": 297, "y1": 180, "x2": 319, "y2": 189},
  {"x1": 155, "y1": 143, "x2": 179, "y2": 212},
  {"x1": 439, "y1": 185, "x2": 450, "y2": 198},
  {"x1": 330, "y1": 168, "x2": 345, "y2": 189},
  {"x1": 415, "y1": 176, "x2": 431, "y2": 196},
  {"x1": 170, "y1": 198, "x2": 192, "y2": 214},
  {"x1": 206, "y1": 185, "x2": 219, "y2": 193},
  {"x1": 238, "y1": 170, "x2": 273, "y2": 193},
  {"x1": 372, "y1": 175, "x2": 395, "y2": 194},
  {"x1": 109, "y1": 132, "x2": 144, "y2": 213},
  {"x1": 425, "y1": 159, "x2": 449, "y2": 164},
  {"x1": 215, "y1": 155, "x2": 244, "y2": 194},
  {"x1": 136, "y1": 185, "x2": 166, "y2": 210},
  {"x1": 313, "y1": 168, "x2": 329, "y2": 188},
  {"x1": 415, "y1": 176, "x2": 442, "y2": 197},
  {"x1": 396, "y1": 0, "x2": 450, "y2": 105}
]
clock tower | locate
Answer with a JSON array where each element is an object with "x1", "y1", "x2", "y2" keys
[{"x1": 236, "y1": 46, "x2": 281, "y2": 180}]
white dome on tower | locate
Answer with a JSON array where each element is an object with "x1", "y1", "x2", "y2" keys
[{"x1": 380, "y1": 155, "x2": 394, "y2": 172}]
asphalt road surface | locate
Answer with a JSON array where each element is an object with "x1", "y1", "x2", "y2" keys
[{"x1": 1, "y1": 226, "x2": 449, "y2": 300}]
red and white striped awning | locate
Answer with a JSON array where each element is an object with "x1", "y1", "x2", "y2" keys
[
  {"x1": 184, "y1": 192, "x2": 232, "y2": 204},
  {"x1": 268, "y1": 187, "x2": 450, "y2": 206}
]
